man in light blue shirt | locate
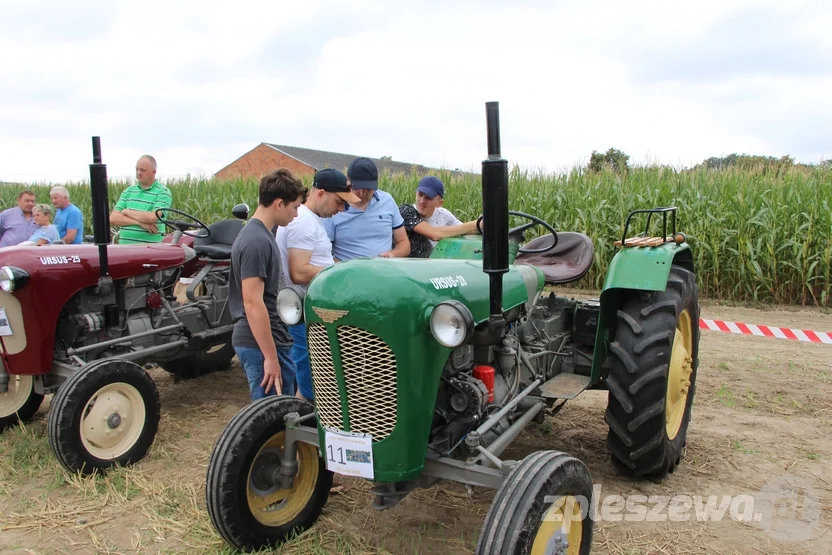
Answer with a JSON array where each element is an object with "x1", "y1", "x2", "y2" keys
[
  {"x1": 321, "y1": 157, "x2": 410, "y2": 260},
  {"x1": 0, "y1": 190, "x2": 37, "y2": 247},
  {"x1": 50, "y1": 186, "x2": 84, "y2": 244}
]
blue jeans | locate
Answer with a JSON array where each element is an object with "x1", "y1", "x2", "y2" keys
[
  {"x1": 234, "y1": 345, "x2": 296, "y2": 401},
  {"x1": 289, "y1": 323, "x2": 314, "y2": 401}
]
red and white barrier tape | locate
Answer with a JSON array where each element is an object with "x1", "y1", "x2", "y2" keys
[{"x1": 699, "y1": 318, "x2": 832, "y2": 344}]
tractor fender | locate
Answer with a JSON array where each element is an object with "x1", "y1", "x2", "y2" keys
[
  {"x1": 589, "y1": 243, "x2": 694, "y2": 382},
  {"x1": 602, "y1": 241, "x2": 693, "y2": 292}
]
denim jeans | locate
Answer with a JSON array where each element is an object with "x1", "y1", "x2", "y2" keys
[
  {"x1": 234, "y1": 344, "x2": 296, "y2": 400},
  {"x1": 288, "y1": 322, "x2": 314, "y2": 401}
]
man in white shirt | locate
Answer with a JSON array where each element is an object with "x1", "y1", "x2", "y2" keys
[
  {"x1": 399, "y1": 176, "x2": 478, "y2": 258},
  {"x1": 276, "y1": 168, "x2": 359, "y2": 400}
]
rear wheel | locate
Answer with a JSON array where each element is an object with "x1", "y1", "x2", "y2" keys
[
  {"x1": 0, "y1": 374, "x2": 44, "y2": 432},
  {"x1": 206, "y1": 395, "x2": 332, "y2": 552},
  {"x1": 604, "y1": 264, "x2": 700, "y2": 480},
  {"x1": 162, "y1": 342, "x2": 235, "y2": 381},
  {"x1": 476, "y1": 451, "x2": 594, "y2": 555},
  {"x1": 47, "y1": 359, "x2": 161, "y2": 475}
]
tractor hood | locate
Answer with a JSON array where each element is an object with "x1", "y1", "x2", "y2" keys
[
  {"x1": 0, "y1": 243, "x2": 191, "y2": 376},
  {"x1": 304, "y1": 257, "x2": 544, "y2": 330}
]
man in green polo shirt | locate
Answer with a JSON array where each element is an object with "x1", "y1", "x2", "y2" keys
[{"x1": 110, "y1": 154, "x2": 173, "y2": 244}]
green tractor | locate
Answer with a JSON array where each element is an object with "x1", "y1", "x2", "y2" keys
[{"x1": 204, "y1": 102, "x2": 700, "y2": 554}]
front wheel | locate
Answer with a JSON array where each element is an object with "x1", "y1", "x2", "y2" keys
[
  {"x1": 0, "y1": 374, "x2": 44, "y2": 432},
  {"x1": 476, "y1": 451, "x2": 594, "y2": 555},
  {"x1": 205, "y1": 395, "x2": 332, "y2": 552},
  {"x1": 47, "y1": 359, "x2": 161, "y2": 475},
  {"x1": 604, "y1": 264, "x2": 700, "y2": 480}
]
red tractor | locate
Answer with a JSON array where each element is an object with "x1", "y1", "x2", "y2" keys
[{"x1": 0, "y1": 137, "x2": 247, "y2": 475}]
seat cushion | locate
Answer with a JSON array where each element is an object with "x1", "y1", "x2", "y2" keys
[
  {"x1": 194, "y1": 243, "x2": 233, "y2": 259},
  {"x1": 514, "y1": 232, "x2": 595, "y2": 284},
  {"x1": 192, "y1": 219, "x2": 245, "y2": 260}
]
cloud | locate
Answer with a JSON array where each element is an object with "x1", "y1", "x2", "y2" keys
[{"x1": 0, "y1": 0, "x2": 830, "y2": 183}]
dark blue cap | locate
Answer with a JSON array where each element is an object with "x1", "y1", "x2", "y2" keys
[
  {"x1": 314, "y1": 168, "x2": 360, "y2": 202},
  {"x1": 347, "y1": 157, "x2": 378, "y2": 190},
  {"x1": 416, "y1": 176, "x2": 444, "y2": 199}
]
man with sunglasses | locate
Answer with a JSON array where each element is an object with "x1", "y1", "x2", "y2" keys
[
  {"x1": 276, "y1": 168, "x2": 359, "y2": 401},
  {"x1": 321, "y1": 157, "x2": 411, "y2": 260}
]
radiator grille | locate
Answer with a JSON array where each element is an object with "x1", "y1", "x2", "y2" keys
[
  {"x1": 337, "y1": 326, "x2": 398, "y2": 442},
  {"x1": 306, "y1": 323, "x2": 344, "y2": 431}
]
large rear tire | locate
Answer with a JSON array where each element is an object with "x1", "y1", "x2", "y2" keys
[
  {"x1": 205, "y1": 395, "x2": 332, "y2": 552},
  {"x1": 604, "y1": 264, "x2": 700, "y2": 480},
  {"x1": 0, "y1": 374, "x2": 44, "y2": 432},
  {"x1": 476, "y1": 451, "x2": 594, "y2": 555},
  {"x1": 47, "y1": 359, "x2": 161, "y2": 475},
  {"x1": 162, "y1": 342, "x2": 235, "y2": 381}
]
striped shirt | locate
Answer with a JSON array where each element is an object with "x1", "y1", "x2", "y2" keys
[{"x1": 113, "y1": 181, "x2": 172, "y2": 244}]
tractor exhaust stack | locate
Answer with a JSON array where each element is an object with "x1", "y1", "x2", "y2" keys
[
  {"x1": 89, "y1": 136, "x2": 113, "y2": 295},
  {"x1": 481, "y1": 101, "x2": 509, "y2": 326}
]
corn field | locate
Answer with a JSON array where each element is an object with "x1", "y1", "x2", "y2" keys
[{"x1": 3, "y1": 163, "x2": 831, "y2": 307}]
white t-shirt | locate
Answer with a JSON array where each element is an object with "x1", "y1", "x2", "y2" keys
[
  {"x1": 276, "y1": 205, "x2": 335, "y2": 291},
  {"x1": 417, "y1": 205, "x2": 463, "y2": 246}
]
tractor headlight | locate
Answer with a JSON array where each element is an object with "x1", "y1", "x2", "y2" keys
[
  {"x1": 277, "y1": 285, "x2": 305, "y2": 325},
  {"x1": 0, "y1": 266, "x2": 29, "y2": 293},
  {"x1": 429, "y1": 300, "x2": 474, "y2": 348}
]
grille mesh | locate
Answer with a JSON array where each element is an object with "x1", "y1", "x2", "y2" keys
[
  {"x1": 337, "y1": 326, "x2": 398, "y2": 442},
  {"x1": 307, "y1": 323, "x2": 344, "y2": 431}
]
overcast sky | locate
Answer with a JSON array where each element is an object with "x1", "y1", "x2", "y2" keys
[{"x1": 1, "y1": 0, "x2": 830, "y2": 183}]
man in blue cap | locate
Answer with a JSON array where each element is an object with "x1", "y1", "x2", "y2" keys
[
  {"x1": 321, "y1": 157, "x2": 410, "y2": 260},
  {"x1": 398, "y1": 175, "x2": 478, "y2": 258}
]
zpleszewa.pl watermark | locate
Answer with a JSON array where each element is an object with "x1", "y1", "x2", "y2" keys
[{"x1": 543, "y1": 472, "x2": 823, "y2": 542}]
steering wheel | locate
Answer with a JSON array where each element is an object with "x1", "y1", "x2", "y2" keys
[
  {"x1": 475, "y1": 211, "x2": 558, "y2": 254},
  {"x1": 155, "y1": 208, "x2": 211, "y2": 238}
]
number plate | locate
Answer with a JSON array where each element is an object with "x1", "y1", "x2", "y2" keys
[
  {"x1": 324, "y1": 429, "x2": 374, "y2": 479},
  {"x1": 0, "y1": 308, "x2": 12, "y2": 337}
]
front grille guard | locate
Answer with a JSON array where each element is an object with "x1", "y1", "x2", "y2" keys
[{"x1": 307, "y1": 323, "x2": 398, "y2": 442}]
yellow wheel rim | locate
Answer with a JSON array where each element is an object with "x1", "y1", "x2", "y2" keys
[
  {"x1": 530, "y1": 495, "x2": 583, "y2": 555},
  {"x1": 246, "y1": 430, "x2": 319, "y2": 527},
  {"x1": 666, "y1": 308, "x2": 693, "y2": 440}
]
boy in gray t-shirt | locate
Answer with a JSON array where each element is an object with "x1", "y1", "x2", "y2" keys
[{"x1": 228, "y1": 168, "x2": 307, "y2": 401}]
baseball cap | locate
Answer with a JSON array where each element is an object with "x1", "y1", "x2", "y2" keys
[
  {"x1": 347, "y1": 157, "x2": 378, "y2": 190},
  {"x1": 313, "y1": 168, "x2": 360, "y2": 203},
  {"x1": 416, "y1": 176, "x2": 444, "y2": 199}
]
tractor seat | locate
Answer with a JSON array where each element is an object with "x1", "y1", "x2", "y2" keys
[
  {"x1": 193, "y1": 219, "x2": 245, "y2": 260},
  {"x1": 515, "y1": 232, "x2": 595, "y2": 285}
]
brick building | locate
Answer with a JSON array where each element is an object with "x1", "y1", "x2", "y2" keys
[{"x1": 214, "y1": 143, "x2": 433, "y2": 181}]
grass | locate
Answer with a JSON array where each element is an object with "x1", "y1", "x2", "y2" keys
[
  {"x1": 0, "y1": 368, "x2": 489, "y2": 554},
  {"x1": 715, "y1": 384, "x2": 736, "y2": 407},
  {"x1": 1, "y1": 357, "x2": 830, "y2": 553},
  {"x1": 5, "y1": 161, "x2": 832, "y2": 307}
]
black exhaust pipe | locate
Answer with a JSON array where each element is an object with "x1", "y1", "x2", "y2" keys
[
  {"x1": 481, "y1": 101, "x2": 509, "y2": 327},
  {"x1": 90, "y1": 136, "x2": 113, "y2": 295}
]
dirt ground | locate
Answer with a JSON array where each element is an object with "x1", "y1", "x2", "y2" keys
[{"x1": 1, "y1": 297, "x2": 831, "y2": 554}]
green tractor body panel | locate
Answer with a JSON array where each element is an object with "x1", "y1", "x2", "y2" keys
[
  {"x1": 303, "y1": 257, "x2": 544, "y2": 482},
  {"x1": 589, "y1": 241, "x2": 693, "y2": 381},
  {"x1": 430, "y1": 234, "x2": 521, "y2": 264}
]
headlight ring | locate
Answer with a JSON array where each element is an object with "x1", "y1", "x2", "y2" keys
[
  {"x1": 429, "y1": 300, "x2": 474, "y2": 348},
  {"x1": 276, "y1": 285, "x2": 305, "y2": 326}
]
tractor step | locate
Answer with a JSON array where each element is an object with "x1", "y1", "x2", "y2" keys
[{"x1": 540, "y1": 373, "x2": 591, "y2": 400}]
